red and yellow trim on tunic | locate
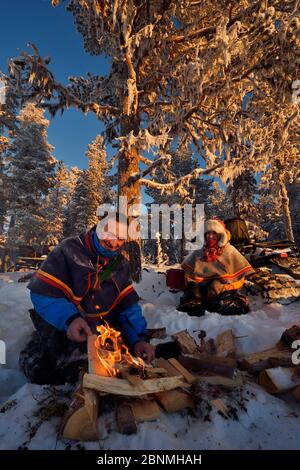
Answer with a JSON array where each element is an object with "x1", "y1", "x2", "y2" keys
[
  {"x1": 82, "y1": 284, "x2": 135, "y2": 318},
  {"x1": 223, "y1": 278, "x2": 245, "y2": 291},
  {"x1": 184, "y1": 265, "x2": 253, "y2": 284},
  {"x1": 35, "y1": 270, "x2": 83, "y2": 305},
  {"x1": 84, "y1": 230, "x2": 94, "y2": 255}
]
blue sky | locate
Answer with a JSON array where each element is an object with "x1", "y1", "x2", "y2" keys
[{"x1": 0, "y1": 0, "x2": 111, "y2": 169}]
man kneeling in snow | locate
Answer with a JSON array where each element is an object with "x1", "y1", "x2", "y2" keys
[
  {"x1": 178, "y1": 218, "x2": 255, "y2": 316},
  {"x1": 20, "y1": 213, "x2": 155, "y2": 385}
]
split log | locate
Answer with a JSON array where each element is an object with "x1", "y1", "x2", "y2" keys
[
  {"x1": 83, "y1": 373, "x2": 186, "y2": 396},
  {"x1": 116, "y1": 404, "x2": 137, "y2": 435},
  {"x1": 193, "y1": 371, "x2": 244, "y2": 388},
  {"x1": 211, "y1": 399, "x2": 229, "y2": 417},
  {"x1": 155, "y1": 357, "x2": 183, "y2": 377},
  {"x1": 122, "y1": 371, "x2": 145, "y2": 388},
  {"x1": 147, "y1": 328, "x2": 167, "y2": 339},
  {"x1": 88, "y1": 335, "x2": 110, "y2": 377},
  {"x1": 172, "y1": 330, "x2": 199, "y2": 355},
  {"x1": 238, "y1": 347, "x2": 293, "y2": 374},
  {"x1": 292, "y1": 386, "x2": 300, "y2": 403},
  {"x1": 84, "y1": 389, "x2": 99, "y2": 425},
  {"x1": 259, "y1": 367, "x2": 300, "y2": 394},
  {"x1": 144, "y1": 367, "x2": 168, "y2": 379},
  {"x1": 179, "y1": 353, "x2": 237, "y2": 379},
  {"x1": 167, "y1": 358, "x2": 197, "y2": 384},
  {"x1": 215, "y1": 330, "x2": 236, "y2": 358},
  {"x1": 155, "y1": 389, "x2": 194, "y2": 413},
  {"x1": 60, "y1": 389, "x2": 99, "y2": 441},
  {"x1": 130, "y1": 399, "x2": 161, "y2": 422}
]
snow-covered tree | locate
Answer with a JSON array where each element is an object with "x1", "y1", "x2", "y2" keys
[
  {"x1": 84, "y1": 135, "x2": 112, "y2": 226},
  {"x1": 8, "y1": 1, "x2": 300, "y2": 278},
  {"x1": 258, "y1": 150, "x2": 300, "y2": 241},
  {"x1": 63, "y1": 169, "x2": 89, "y2": 236},
  {"x1": 155, "y1": 231, "x2": 168, "y2": 267},
  {"x1": 64, "y1": 136, "x2": 112, "y2": 236},
  {"x1": 204, "y1": 181, "x2": 230, "y2": 221},
  {"x1": 226, "y1": 170, "x2": 258, "y2": 221},
  {"x1": 0, "y1": 72, "x2": 17, "y2": 246},
  {"x1": 0, "y1": 71, "x2": 18, "y2": 135},
  {"x1": 42, "y1": 161, "x2": 77, "y2": 246},
  {"x1": 8, "y1": 102, "x2": 56, "y2": 248},
  {"x1": 145, "y1": 147, "x2": 214, "y2": 263},
  {"x1": 257, "y1": 182, "x2": 284, "y2": 241},
  {"x1": 0, "y1": 136, "x2": 9, "y2": 244}
]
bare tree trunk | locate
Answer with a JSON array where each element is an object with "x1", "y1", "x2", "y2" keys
[
  {"x1": 277, "y1": 166, "x2": 295, "y2": 242},
  {"x1": 118, "y1": 117, "x2": 141, "y2": 282}
]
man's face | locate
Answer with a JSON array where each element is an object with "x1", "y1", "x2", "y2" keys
[{"x1": 99, "y1": 221, "x2": 126, "y2": 251}]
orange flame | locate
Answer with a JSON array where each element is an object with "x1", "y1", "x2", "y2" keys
[{"x1": 95, "y1": 322, "x2": 144, "y2": 377}]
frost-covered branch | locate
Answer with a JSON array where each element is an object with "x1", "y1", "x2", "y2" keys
[
  {"x1": 139, "y1": 155, "x2": 154, "y2": 166},
  {"x1": 140, "y1": 163, "x2": 222, "y2": 194},
  {"x1": 130, "y1": 153, "x2": 172, "y2": 183},
  {"x1": 8, "y1": 45, "x2": 119, "y2": 118}
]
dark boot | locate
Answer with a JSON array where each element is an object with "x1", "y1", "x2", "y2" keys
[
  {"x1": 207, "y1": 291, "x2": 249, "y2": 316},
  {"x1": 177, "y1": 292, "x2": 205, "y2": 316}
]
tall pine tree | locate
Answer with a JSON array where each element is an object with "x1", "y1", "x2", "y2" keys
[
  {"x1": 0, "y1": 136, "x2": 9, "y2": 241},
  {"x1": 64, "y1": 135, "x2": 112, "y2": 236},
  {"x1": 43, "y1": 161, "x2": 78, "y2": 246},
  {"x1": 8, "y1": 102, "x2": 56, "y2": 249}
]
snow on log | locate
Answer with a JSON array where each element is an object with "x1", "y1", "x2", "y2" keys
[{"x1": 259, "y1": 367, "x2": 300, "y2": 394}]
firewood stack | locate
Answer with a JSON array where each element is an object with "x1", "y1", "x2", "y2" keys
[
  {"x1": 60, "y1": 327, "x2": 245, "y2": 441},
  {"x1": 60, "y1": 325, "x2": 300, "y2": 441},
  {"x1": 245, "y1": 268, "x2": 300, "y2": 303}
]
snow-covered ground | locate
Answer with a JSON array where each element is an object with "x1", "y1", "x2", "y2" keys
[{"x1": 0, "y1": 268, "x2": 299, "y2": 450}]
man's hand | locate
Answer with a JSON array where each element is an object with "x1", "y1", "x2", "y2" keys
[
  {"x1": 67, "y1": 317, "x2": 92, "y2": 343},
  {"x1": 134, "y1": 341, "x2": 155, "y2": 364}
]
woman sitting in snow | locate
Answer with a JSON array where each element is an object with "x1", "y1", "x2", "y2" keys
[{"x1": 178, "y1": 218, "x2": 255, "y2": 316}]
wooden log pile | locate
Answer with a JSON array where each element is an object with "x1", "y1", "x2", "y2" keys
[
  {"x1": 245, "y1": 268, "x2": 300, "y2": 304},
  {"x1": 60, "y1": 328, "x2": 246, "y2": 440},
  {"x1": 60, "y1": 325, "x2": 300, "y2": 441}
]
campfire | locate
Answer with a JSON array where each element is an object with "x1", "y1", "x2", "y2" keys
[
  {"x1": 61, "y1": 325, "x2": 300, "y2": 442},
  {"x1": 94, "y1": 323, "x2": 145, "y2": 378}
]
